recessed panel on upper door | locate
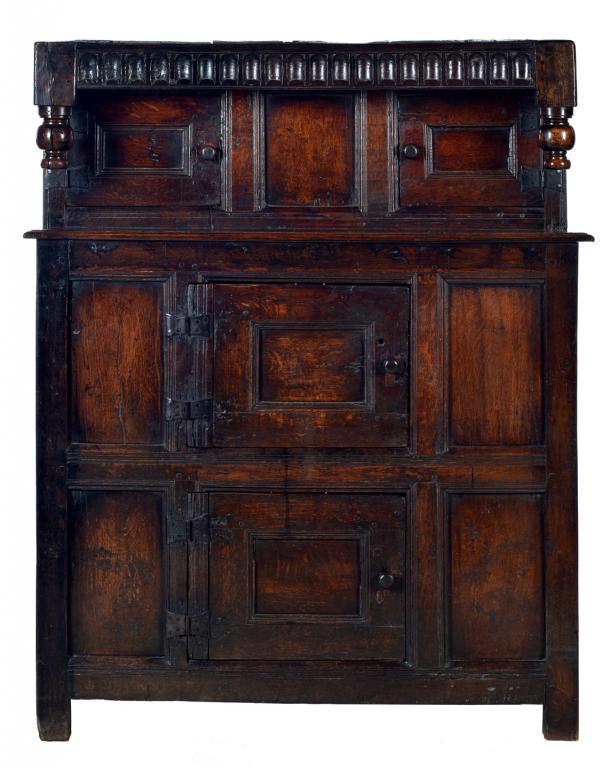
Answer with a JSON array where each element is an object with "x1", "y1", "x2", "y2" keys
[
  {"x1": 398, "y1": 95, "x2": 541, "y2": 212},
  {"x1": 212, "y1": 283, "x2": 410, "y2": 448}
]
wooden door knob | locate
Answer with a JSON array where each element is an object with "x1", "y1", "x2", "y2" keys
[
  {"x1": 200, "y1": 145, "x2": 219, "y2": 161},
  {"x1": 402, "y1": 143, "x2": 420, "y2": 159},
  {"x1": 377, "y1": 572, "x2": 395, "y2": 589},
  {"x1": 383, "y1": 357, "x2": 405, "y2": 375}
]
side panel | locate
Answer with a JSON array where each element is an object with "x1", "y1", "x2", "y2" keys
[
  {"x1": 447, "y1": 491, "x2": 545, "y2": 662},
  {"x1": 70, "y1": 278, "x2": 167, "y2": 447},
  {"x1": 70, "y1": 490, "x2": 165, "y2": 657},
  {"x1": 444, "y1": 279, "x2": 544, "y2": 450}
]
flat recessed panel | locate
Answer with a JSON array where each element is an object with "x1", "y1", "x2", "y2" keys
[
  {"x1": 258, "y1": 326, "x2": 365, "y2": 404},
  {"x1": 70, "y1": 490, "x2": 164, "y2": 657},
  {"x1": 447, "y1": 282, "x2": 544, "y2": 447},
  {"x1": 71, "y1": 280, "x2": 164, "y2": 445},
  {"x1": 449, "y1": 492, "x2": 544, "y2": 661},
  {"x1": 265, "y1": 94, "x2": 356, "y2": 207},
  {"x1": 430, "y1": 126, "x2": 512, "y2": 174},
  {"x1": 254, "y1": 537, "x2": 361, "y2": 616},
  {"x1": 99, "y1": 125, "x2": 188, "y2": 174}
]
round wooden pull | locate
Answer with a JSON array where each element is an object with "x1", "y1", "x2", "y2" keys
[
  {"x1": 402, "y1": 143, "x2": 420, "y2": 159},
  {"x1": 377, "y1": 572, "x2": 395, "y2": 589},
  {"x1": 200, "y1": 145, "x2": 219, "y2": 161},
  {"x1": 383, "y1": 357, "x2": 404, "y2": 375}
]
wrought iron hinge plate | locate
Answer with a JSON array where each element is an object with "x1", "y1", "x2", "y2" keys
[
  {"x1": 165, "y1": 312, "x2": 210, "y2": 337},
  {"x1": 521, "y1": 166, "x2": 564, "y2": 192},
  {"x1": 166, "y1": 398, "x2": 212, "y2": 421},
  {"x1": 166, "y1": 611, "x2": 210, "y2": 639},
  {"x1": 519, "y1": 108, "x2": 539, "y2": 134}
]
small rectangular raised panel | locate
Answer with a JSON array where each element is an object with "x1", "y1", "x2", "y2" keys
[
  {"x1": 208, "y1": 492, "x2": 407, "y2": 660},
  {"x1": 97, "y1": 125, "x2": 189, "y2": 175},
  {"x1": 212, "y1": 282, "x2": 410, "y2": 447}
]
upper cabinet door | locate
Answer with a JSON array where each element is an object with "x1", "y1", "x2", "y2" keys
[
  {"x1": 398, "y1": 95, "x2": 541, "y2": 211},
  {"x1": 212, "y1": 283, "x2": 410, "y2": 448},
  {"x1": 69, "y1": 95, "x2": 221, "y2": 208}
]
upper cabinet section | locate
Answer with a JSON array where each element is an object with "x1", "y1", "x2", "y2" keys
[{"x1": 33, "y1": 41, "x2": 578, "y2": 232}]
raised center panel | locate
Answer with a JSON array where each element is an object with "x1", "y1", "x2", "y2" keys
[
  {"x1": 262, "y1": 93, "x2": 359, "y2": 208},
  {"x1": 209, "y1": 492, "x2": 407, "y2": 660},
  {"x1": 256, "y1": 324, "x2": 367, "y2": 405},
  {"x1": 212, "y1": 282, "x2": 410, "y2": 447}
]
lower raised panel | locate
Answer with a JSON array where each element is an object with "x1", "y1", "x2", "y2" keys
[
  {"x1": 69, "y1": 489, "x2": 166, "y2": 657},
  {"x1": 208, "y1": 492, "x2": 407, "y2": 661},
  {"x1": 446, "y1": 491, "x2": 545, "y2": 662}
]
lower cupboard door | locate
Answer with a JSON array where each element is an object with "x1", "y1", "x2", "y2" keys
[{"x1": 208, "y1": 492, "x2": 407, "y2": 661}]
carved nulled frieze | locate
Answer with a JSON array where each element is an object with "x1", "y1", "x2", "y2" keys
[
  {"x1": 75, "y1": 48, "x2": 535, "y2": 89},
  {"x1": 36, "y1": 106, "x2": 73, "y2": 170},
  {"x1": 540, "y1": 107, "x2": 575, "y2": 169}
]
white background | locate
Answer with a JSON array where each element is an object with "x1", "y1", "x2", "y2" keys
[{"x1": 1, "y1": 1, "x2": 608, "y2": 764}]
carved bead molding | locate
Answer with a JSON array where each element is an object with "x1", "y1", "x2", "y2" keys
[
  {"x1": 36, "y1": 106, "x2": 73, "y2": 170},
  {"x1": 75, "y1": 48, "x2": 535, "y2": 89},
  {"x1": 540, "y1": 107, "x2": 575, "y2": 169}
]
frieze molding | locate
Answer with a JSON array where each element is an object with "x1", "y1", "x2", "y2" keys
[{"x1": 75, "y1": 47, "x2": 536, "y2": 89}]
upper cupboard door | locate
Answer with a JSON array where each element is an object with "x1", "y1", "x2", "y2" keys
[
  {"x1": 398, "y1": 95, "x2": 541, "y2": 211},
  {"x1": 213, "y1": 283, "x2": 410, "y2": 448},
  {"x1": 69, "y1": 95, "x2": 221, "y2": 207}
]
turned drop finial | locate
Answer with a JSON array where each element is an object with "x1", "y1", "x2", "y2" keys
[
  {"x1": 36, "y1": 106, "x2": 73, "y2": 170},
  {"x1": 540, "y1": 107, "x2": 575, "y2": 170}
]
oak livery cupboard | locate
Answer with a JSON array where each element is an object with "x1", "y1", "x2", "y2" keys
[{"x1": 27, "y1": 39, "x2": 591, "y2": 741}]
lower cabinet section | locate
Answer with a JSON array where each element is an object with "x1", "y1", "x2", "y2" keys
[{"x1": 68, "y1": 483, "x2": 546, "y2": 668}]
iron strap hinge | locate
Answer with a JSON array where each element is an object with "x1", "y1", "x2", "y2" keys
[
  {"x1": 165, "y1": 398, "x2": 212, "y2": 421},
  {"x1": 166, "y1": 612, "x2": 210, "y2": 640},
  {"x1": 165, "y1": 312, "x2": 210, "y2": 337}
]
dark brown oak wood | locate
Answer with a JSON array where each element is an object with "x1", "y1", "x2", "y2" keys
[
  {"x1": 25, "y1": 230, "x2": 594, "y2": 241},
  {"x1": 36, "y1": 241, "x2": 71, "y2": 741},
  {"x1": 30, "y1": 39, "x2": 589, "y2": 742}
]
